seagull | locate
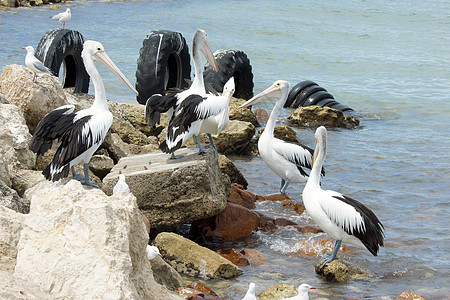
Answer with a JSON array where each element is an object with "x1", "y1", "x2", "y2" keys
[
  {"x1": 145, "y1": 28, "x2": 218, "y2": 158},
  {"x1": 302, "y1": 126, "x2": 384, "y2": 268},
  {"x1": 281, "y1": 284, "x2": 316, "y2": 300},
  {"x1": 51, "y1": 8, "x2": 71, "y2": 30},
  {"x1": 239, "y1": 80, "x2": 324, "y2": 195},
  {"x1": 146, "y1": 245, "x2": 162, "y2": 260},
  {"x1": 241, "y1": 282, "x2": 257, "y2": 300},
  {"x1": 113, "y1": 174, "x2": 130, "y2": 194},
  {"x1": 159, "y1": 77, "x2": 235, "y2": 156},
  {"x1": 29, "y1": 40, "x2": 138, "y2": 188},
  {"x1": 22, "y1": 46, "x2": 52, "y2": 83}
]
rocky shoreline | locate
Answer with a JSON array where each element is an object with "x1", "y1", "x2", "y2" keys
[
  {"x1": 0, "y1": 64, "x2": 426, "y2": 299},
  {"x1": 0, "y1": 0, "x2": 65, "y2": 9}
]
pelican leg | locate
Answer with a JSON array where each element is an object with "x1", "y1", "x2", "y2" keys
[
  {"x1": 72, "y1": 166, "x2": 85, "y2": 181},
  {"x1": 169, "y1": 152, "x2": 183, "y2": 159},
  {"x1": 205, "y1": 134, "x2": 218, "y2": 156},
  {"x1": 280, "y1": 178, "x2": 290, "y2": 195},
  {"x1": 194, "y1": 135, "x2": 208, "y2": 155},
  {"x1": 320, "y1": 240, "x2": 342, "y2": 268},
  {"x1": 81, "y1": 163, "x2": 100, "y2": 189}
]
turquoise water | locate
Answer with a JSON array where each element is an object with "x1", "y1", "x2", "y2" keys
[{"x1": 1, "y1": 1, "x2": 449, "y2": 298}]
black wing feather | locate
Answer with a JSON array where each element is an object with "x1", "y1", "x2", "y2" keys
[{"x1": 145, "y1": 92, "x2": 179, "y2": 127}]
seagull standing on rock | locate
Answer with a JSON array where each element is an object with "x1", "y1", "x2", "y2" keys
[
  {"x1": 51, "y1": 8, "x2": 71, "y2": 30},
  {"x1": 113, "y1": 174, "x2": 130, "y2": 194},
  {"x1": 241, "y1": 282, "x2": 257, "y2": 300},
  {"x1": 22, "y1": 46, "x2": 52, "y2": 83},
  {"x1": 146, "y1": 245, "x2": 162, "y2": 260},
  {"x1": 281, "y1": 284, "x2": 316, "y2": 300}
]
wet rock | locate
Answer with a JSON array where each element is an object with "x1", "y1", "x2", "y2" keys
[
  {"x1": 258, "y1": 283, "x2": 296, "y2": 300},
  {"x1": 175, "y1": 287, "x2": 205, "y2": 299},
  {"x1": 315, "y1": 259, "x2": 376, "y2": 282},
  {"x1": 187, "y1": 281, "x2": 218, "y2": 298},
  {"x1": 102, "y1": 148, "x2": 230, "y2": 228},
  {"x1": 213, "y1": 120, "x2": 256, "y2": 155},
  {"x1": 0, "y1": 103, "x2": 35, "y2": 170},
  {"x1": 259, "y1": 194, "x2": 290, "y2": 201},
  {"x1": 227, "y1": 183, "x2": 255, "y2": 209},
  {"x1": 258, "y1": 213, "x2": 277, "y2": 233},
  {"x1": 396, "y1": 291, "x2": 426, "y2": 300},
  {"x1": 295, "y1": 225, "x2": 323, "y2": 234},
  {"x1": 293, "y1": 238, "x2": 352, "y2": 258},
  {"x1": 240, "y1": 249, "x2": 268, "y2": 265},
  {"x1": 154, "y1": 232, "x2": 242, "y2": 279},
  {"x1": 257, "y1": 124, "x2": 299, "y2": 143},
  {"x1": 254, "y1": 107, "x2": 270, "y2": 123},
  {"x1": 229, "y1": 97, "x2": 260, "y2": 127},
  {"x1": 218, "y1": 155, "x2": 248, "y2": 188},
  {"x1": 89, "y1": 154, "x2": 114, "y2": 180},
  {"x1": 274, "y1": 217, "x2": 297, "y2": 226},
  {"x1": 16, "y1": 180, "x2": 170, "y2": 299},
  {"x1": 288, "y1": 105, "x2": 359, "y2": 129},
  {"x1": 0, "y1": 205, "x2": 25, "y2": 272},
  {"x1": 213, "y1": 202, "x2": 260, "y2": 241},
  {"x1": 282, "y1": 199, "x2": 306, "y2": 215},
  {"x1": 0, "y1": 179, "x2": 30, "y2": 214},
  {"x1": 150, "y1": 255, "x2": 185, "y2": 291},
  {"x1": 217, "y1": 248, "x2": 250, "y2": 266}
]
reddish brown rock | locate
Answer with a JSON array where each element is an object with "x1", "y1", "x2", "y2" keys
[
  {"x1": 283, "y1": 199, "x2": 306, "y2": 215},
  {"x1": 217, "y1": 249, "x2": 249, "y2": 266},
  {"x1": 257, "y1": 213, "x2": 277, "y2": 233},
  {"x1": 227, "y1": 183, "x2": 256, "y2": 209},
  {"x1": 274, "y1": 218, "x2": 297, "y2": 226},
  {"x1": 213, "y1": 202, "x2": 260, "y2": 241},
  {"x1": 395, "y1": 291, "x2": 426, "y2": 300},
  {"x1": 240, "y1": 249, "x2": 268, "y2": 266},
  {"x1": 187, "y1": 282, "x2": 218, "y2": 298},
  {"x1": 254, "y1": 107, "x2": 270, "y2": 123},
  {"x1": 261, "y1": 194, "x2": 291, "y2": 201},
  {"x1": 175, "y1": 287, "x2": 205, "y2": 299},
  {"x1": 295, "y1": 225, "x2": 323, "y2": 234}
]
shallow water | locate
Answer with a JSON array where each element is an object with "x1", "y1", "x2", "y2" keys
[{"x1": 1, "y1": 0, "x2": 449, "y2": 298}]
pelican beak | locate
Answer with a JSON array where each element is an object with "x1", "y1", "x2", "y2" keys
[
  {"x1": 239, "y1": 84, "x2": 282, "y2": 108},
  {"x1": 93, "y1": 51, "x2": 139, "y2": 95},
  {"x1": 201, "y1": 40, "x2": 218, "y2": 72},
  {"x1": 312, "y1": 139, "x2": 318, "y2": 167}
]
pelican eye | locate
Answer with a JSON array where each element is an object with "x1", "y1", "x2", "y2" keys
[
  {"x1": 276, "y1": 82, "x2": 281, "y2": 87},
  {"x1": 97, "y1": 47, "x2": 102, "y2": 51}
]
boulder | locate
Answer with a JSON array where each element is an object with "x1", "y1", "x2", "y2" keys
[
  {"x1": 102, "y1": 132, "x2": 131, "y2": 162},
  {"x1": 154, "y1": 232, "x2": 242, "y2": 279},
  {"x1": 218, "y1": 155, "x2": 248, "y2": 188},
  {"x1": 217, "y1": 248, "x2": 250, "y2": 266},
  {"x1": 254, "y1": 107, "x2": 270, "y2": 123},
  {"x1": 15, "y1": 180, "x2": 170, "y2": 299},
  {"x1": 282, "y1": 199, "x2": 306, "y2": 215},
  {"x1": 89, "y1": 154, "x2": 114, "y2": 180},
  {"x1": 0, "y1": 93, "x2": 9, "y2": 104},
  {"x1": 288, "y1": 105, "x2": 359, "y2": 129},
  {"x1": 213, "y1": 120, "x2": 256, "y2": 155},
  {"x1": 396, "y1": 291, "x2": 426, "y2": 300},
  {"x1": 315, "y1": 258, "x2": 376, "y2": 282},
  {"x1": 150, "y1": 255, "x2": 185, "y2": 291},
  {"x1": 257, "y1": 124, "x2": 299, "y2": 143},
  {"x1": 229, "y1": 98, "x2": 260, "y2": 127},
  {"x1": 102, "y1": 148, "x2": 230, "y2": 228},
  {"x1": 0, "y1": 103, "x2": 35, "y2": 170},
  {"x1": 227, "y1": 183, "x2": 255, "y2": 209},
  {"x1": 186, "y1": 282, "x2": 218, "y2": 298},
  {"x1": 258, "y1": 213, "x2": 277, "y2": 233},
  {"x1": 0, "y1": 270, "x2": 52, "y2": 299},
  {"x1": 258, "y1": 284, "x2": 296, "y2": 300},
  {"x1": 0, "y1": 158, "x2": 11, "y2": 187},
  {"x1": 0, "y1": 180, "x2": 30, "y2": 214},
  {"x1": 9, "y1": 169, "x2": 46, "y2": 198},
  {"x1": 213, "y1": 202, "x2": 260, "y2": 241},
  {"x1": 0, "y1": 205, "x2": 25, "y2": 272},
  {"x1": 120, "y1": 103, "x2": 168, "y2": 137},
  {"x1": 240, "y1": 249, "x2": 268, "y2": 266}
]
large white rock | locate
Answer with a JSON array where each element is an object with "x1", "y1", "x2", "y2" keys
[
  {"x1": 15, "y1": 180, "x2": 170, "y2": 299},
  {"x1": 0, "y1": 205, "x2": 25, "y2": 272}
]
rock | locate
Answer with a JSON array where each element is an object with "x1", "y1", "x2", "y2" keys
[
  {"x1": 140, "y1": 210, "x2": 150, "y2": 235},
  {"x1": 295, "y1": 225, "x2": 323, "y2": 234},
  {"x1": 102, "y1": 148, "x2": 230, "y2": 228},
  {"x1": 213, "y1": 120, "x2": 256, "y2": 155},
  {"x1": 229, "y1": 97, "x2": 260, "y2": 126},
  {"x1": 0, "y1": 64, "x2": 67, "y2": 133},
  {"x1": 15, "y1": 180, "x2": 170, "y2": 299},
  {"x1": 218, "y1": 155, "x2": 248, "y2": 188},
  {"x1": 89, "y1": 154, "x2": 114, "y2": 180},
  {"x1": 120, "y1": 103, "x2": 168, "y2": 137},
  {"x1": 258, "y1": 283, "x2": 296, "y2": 300},
  {"x1": 150, "y1": 255, "x2": 185, "y2": 291},
  {"x1": 288, "y1": 105, "x2": 359, "y2": 129},
  {"x1": 187, "y1": 282, "x2": 218, "y2": 298},
  {"x1": 213, "y1": 202, "x2": 260, "y2": 241},
  {"x1": 254, "y1": 107, "x2": 270, "y2": 123},
  {"x1": 396, "y1": 291, "x2": 426, "y2": 300},
  {"x1": 217, "y1": 248, "x2": 250, "y2": 266},
  {"x1": 154, "y1": 232, "x2": 242, "y2": 279},
  {"x1": 258, "y1": 213, "x2": 277, "y2": 233},
  {"x1": 0, "y1": 158, "x2": 11, "y2": 187},
  {"x1": 274, "y1": 217, "x2": 297, "y2": 226},
  {"x1": 0, "y1": 93, "x2": 9, "y2": 104},
  {"x1": 293, "y1": 238, "x2": 352, "y2": 258},
  {"x1": 258, "y1": 124, "x2": 299, "y2": 143},
  {"x1": 240, "y1": 249, "x2": 268, "y2": 266},
  {"x1": 9, "y1": 169, "x2": 46, "y2": 198},
  {"x1": 102, "y1": 132, "x2": 131, "y2": 162},
  {"x1": 175, "y1": 287, "x2": 205, "y2": 299},
  {"x1": 315, "y1": 259, "x2": 376, "y2": 282},
  {"x1": 0, "y1": 205, "x2": 25, "y2": 272},
  {"x1": 282, "y1": 199, "x2": 306, "y2": 215},
  {"x1": 227, "y1": 183, "x2": 255, "y2": 209},
  {"x1": 0, "y1": 180, "x2": 30, "y2": 214},
  {"x1": 0, "y1": 270, "x2": 52, "y2": 299},
  {"x1": 0, "y1": 103, "x2": 35, "y2": 170},
  {"x1": 34, "y1": 148, "x2": 55, "y2": 171},
  {"x1": 259, "y1": 194, "x2": 290, "y2": 201}
]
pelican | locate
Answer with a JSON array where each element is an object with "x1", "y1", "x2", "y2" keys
[
  {"x1": 145, "y1": 28, "x2": 218, "y2": 158},
  {"x1": 281, "y1": 284, "x2": 316, "y2": 300},
  {"x1": 146, "y1": 245, "x2": 162, "y2": 260},
  {"x1": 241, "y1": 282, "x2": 257, "y2": 300},
  {"x1": 51, "y1": 8, "x2": 71, "y2": 30},
  {"x1": 113, "y1": 174, "x2": 130, "y2": 194},
  {"x1": 159, "y1": 77, "x2": 235, "y2": 156},
  {"x1": 239, "y1": 80, "x2": 324, "y2": 195},
  {"x1": 302, "y1": 126, "x2": 384, "y2": 268},
  {"x1": 30, "y1": 40, "x2": 138, "y2": 188},
  {"x1": 22, "y1": 46, "x2": 52, "y2": 83}
]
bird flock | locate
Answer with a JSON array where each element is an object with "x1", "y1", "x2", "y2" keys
[{"x1": 20, "y1": 7, "x2": 385, "y2": 300}]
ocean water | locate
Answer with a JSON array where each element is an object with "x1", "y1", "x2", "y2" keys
[{"x1": 1, "y1": 0, "x2": 449, "y2": 299}]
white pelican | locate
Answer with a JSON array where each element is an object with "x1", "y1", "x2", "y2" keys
[
  {"x1": 113, "y1": 174, "x2": 130, "y2": 194},
  {"x1": 241, "y1": 282, "x2": 257, "y2": 300},
  {"x1": 51, "y1": 8, "x2": 71, "y2": 30},
  {"x1": 239, "y1": 80, "x2": 324, "y2": 195},
  {"x1": 281, "y1": 284, "x2": 316, "y2": 300},
  {"x1": 159, "y1": 77, "x2": 235, "y2": 156},
  {"x1": 145, "y1": 28, "x2": 218, "y2": 158},
  {"x1": 22, "y1": 46, "x2": 52, "y2": 83},
  {"x1": 146, "y1": 245, "x2": 162, "y2": 260},
  {"x1": 30, "y1": 40, "x2": 138, "y2": 188},
  {"x1": 302, "y1": 126, "x2": 384, "y2": 268}
]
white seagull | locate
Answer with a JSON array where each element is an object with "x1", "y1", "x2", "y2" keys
[
  {"x1": 51, "y1": 8, "x2": 71, "y2": 30},
  {"x1": 146, "y1": 245, "x2": 162, "y2": 260},
  {"x1": 29, "y1": 40, "x2": 138, "y2": 188},
  {"x1": 113, "y1": 174, "x2": 130, "y2": 194},
  {"x1": 281, "y1": 284, "x2": 316, "y2": 300},
  {"x1": 159, "y1": 77, "x2": 235, "y2": 156},
  {"x1": 239, "y1": 80, "x2": 324, "y2": 195},
  {"x1": 302, "y1": 126, "x2": 384, "y2": 268},
  {"x1": 145, "y1": 28, "x2": 218, "y2": 158},
  {"x1": 241, "y1": 282, "x2": 257, "y2": 300},
  {"x1": 22, "y1": 46, "x2": 52, "y2": 83}
]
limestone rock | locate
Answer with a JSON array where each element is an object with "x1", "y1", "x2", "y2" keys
[
  {"x1": 9, "y1": 169, "x2": 45, "y2": 198},
  {"x1": 218, "y1": 155, "x2": 248, "y2": 189},
  {"x1": 15, "y1": 180, "x2": 170, "y2": 299},
  {"x1": 254, "y1": 107, "x2": 270, "y2": 123},
  {"x1": 315, "y1": 258, "x2": 376, "y2": 282},
  {"x1": 0, "y1": 180, "x2": 30, "y2": 214},
  {"x1": 288, "y1": 105, "x2": 359, "y2": 129},
  {"x1": 0, "y1": 103, "x2": 35, "y2": 169},
  {"x1": 0, "y1": 158, "x2": 11, "y2": 187},
  {"x1": 150, "y1": 255, "x2": 186, "y2": 291},
  {"x1": 0, "y1": 64, "x2": 67, "y2": 133},
  {"x1": 0, "y1": 270, "x2": 52, "y2": 299},
  {"x1": 213, "y1": 120, "x2": 256, "y2": 155},
  {"x1": 213, "y1": 202, "x2": 260, "y2": 241},
  {"x1": 102, "y1": 148, "x2": 230, "y2": 228},
  {"x1": 102, "y1": 132, "x2": 131, "y2": 162},
  {"x1": 89, "y1": 154, "x2": 114, "y2": 180},
  {"x1": 257, "y1": 124, "x2": 299, "y2": 143},
  {"x1": 229, "y1": 97, "x2": 260, "y2": 126},
  {"x1": 0, "y1": 205, "x2": 25, "y2": 272},
  {"x1": 258, "y1": 283, "x2": 296, "y2": 300},
  {"x1": 120, "y1": 103, "x2": 168, "y2": 137},
  {"x1": 0, "y1": 93, "x2": 9, "y2": 104},
  {"x1": 154, "y1": 232, "x2": 242, "y2": 279}
]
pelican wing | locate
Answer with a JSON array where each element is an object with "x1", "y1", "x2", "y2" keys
[{"x1": 145, "y1": 92, "x2": 179, "y2": 126}]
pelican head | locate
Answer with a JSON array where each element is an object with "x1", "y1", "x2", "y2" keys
[
  {"x1": 239, "y1": 80, "x2": 290, "y2": 108},
  {"x1": 193, "y1": 28, "x2": 218, "y2": 72},
  {"x1": 222, "y1": 76, "x2": 235, "y2": 98},
  {"x1": 82, "y1": 40, "x2": 138, "y2": 95},
  {"x1": 312, "y1": 126, "x2": 327, "y2": 168}
]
